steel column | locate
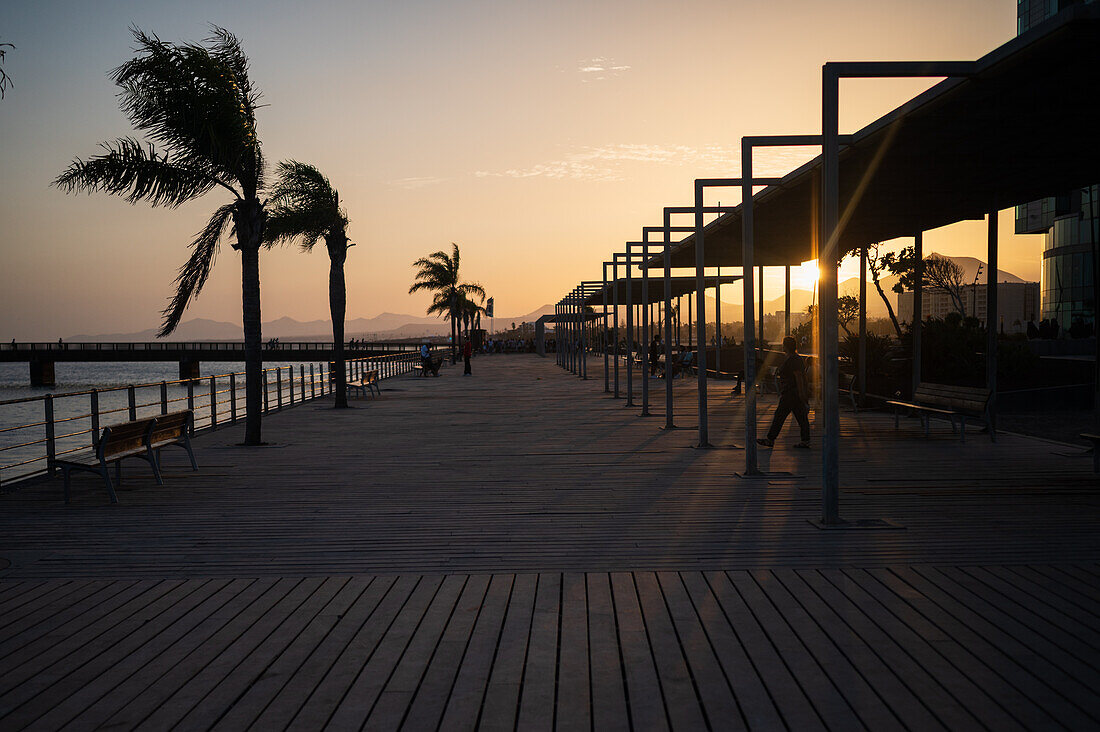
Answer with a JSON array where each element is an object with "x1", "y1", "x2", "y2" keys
[
  {"x1": 986, "y1": 211, "x2": 997, "y2": 439},
  {"x1": 912, "y1": 231, "x2": 923, "y2": 396}
]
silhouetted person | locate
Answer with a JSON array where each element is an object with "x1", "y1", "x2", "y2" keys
[
  {"x1": 649, "y1": 335, "x2": 661, "y2": 376},
  {"x1": 463, "y1": 338, "x2": 473, "y2": 375},
  {"x1": 1026, "y1": 320, "x2": 1039, "y2": 340},
  {"x1": 757, "y1": 336, "x2": 810, "y2": 449}
]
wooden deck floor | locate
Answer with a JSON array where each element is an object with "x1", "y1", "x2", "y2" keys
[{"x1": 1, "y1": 355, "x2": 1098, "y2": 729}]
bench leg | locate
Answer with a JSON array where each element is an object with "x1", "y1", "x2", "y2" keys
[
  {"x1": 183, "y1": 439, "x2": 198, "y2": 471},
  {"x1": 103, "y1": 467, "x2": 119, "y2": 504}
]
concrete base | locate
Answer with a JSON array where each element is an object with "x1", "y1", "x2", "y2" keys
[
  {"x1": 29, "y1": 360, "x2": 55, "y2": 387},
  {"x1": 178, "y1": 360, "x2": 200, "y2": 380},
  {"x1": 808, "y1": 517, "x2": 905, "y2": 530}
]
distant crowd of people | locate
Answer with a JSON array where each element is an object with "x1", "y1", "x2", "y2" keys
[{"x1": 482, "y1": 337, "x2": 537, "y2": 353}]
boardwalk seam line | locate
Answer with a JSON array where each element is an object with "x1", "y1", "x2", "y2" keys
[
  {"x1": 654, "y1": 571, "x2": 713, "y2": 731},
  {"x1": 607, "y1": 572, "x2": 635, "y2": 732},
  {"x1": 472, "y1": 574, "x2": 518, "y2": 731},
  {"x1": 632, "y1": 572, "x2": 676, "y2": 731}
]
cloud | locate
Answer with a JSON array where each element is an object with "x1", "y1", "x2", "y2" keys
[
  {"x1": 388, "y1": 176, "x2": 446, "y2": 190},
  {"x1": 472, "y1": 143, "x2": 822, "y2": 183},
  {"x1": 576, "y1": 57, "x2": 631, "y2": 82}
]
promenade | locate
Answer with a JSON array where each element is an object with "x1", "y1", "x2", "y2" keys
[{"x1": 1, "y1": 355, "x2": 1098, "y2": 729}]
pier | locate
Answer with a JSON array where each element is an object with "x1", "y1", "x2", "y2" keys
[
  {"x1": 1, "y1": 341, "x2": 421, "y2": 385},
  {"x1": 1, "y1": 355, "x2": 1097, "y2": 729}
]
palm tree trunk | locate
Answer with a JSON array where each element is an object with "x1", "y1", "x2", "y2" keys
[
  {"x1": 237, "y1": 199, "x2": 265, "y2": 445},
  {"x1": 329, "y1": 241, "x2": 348, "y2": 409},
  {"x1": 450, "y1": 298, "x2": 457, "y2": 364}
]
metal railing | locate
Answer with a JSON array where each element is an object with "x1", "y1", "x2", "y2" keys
[
  {"x1": 2, "y1": 341, "x2": 426, "y2": 354},
  {"x1": 0, "y1": 348, "x2": 442, "y2": 488}
]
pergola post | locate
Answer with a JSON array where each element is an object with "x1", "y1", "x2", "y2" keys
[
  {"x1": 663, "y1": 211, "x2": 676, "y2": 430},
  {"x1": 912, "y1": 231, "x2": 923, "y2": 396},
  {"x1": 741, "y1": 151, "x2": 760, "y2": 472},
  {"x1": 987, "y1": 210, "x2": 998, "y2": 440},
  {"x1": 692, "y1": 181, "x2": 711, "y2": 448},
  {"x1": 785, "y1": 265, "x2": 791, "y2": 335},
  {"x1": 715, "y1": 267, "x2": 722, "y2": 377},
  {"x1": 603, "y1": 263, "x2": 610, "y2": 393},
  {"x1": 612, "y1": 260, "x2": 620, "y2": 398},
  {"x1": 821, "y1": 67, "x2": 842, "y2": 524},
  {"x1": 758, "y1": 265, "x2": 765, "y2": 346},
  {"x1": 641, "y1": 240, "x2": 651, "y2": 416},
  {"x1": 625, "y1": 247, "x2": 635, "y2": 407},
  {"x1": 858, "y1": 245, "x2": 867, "y2": 402}
]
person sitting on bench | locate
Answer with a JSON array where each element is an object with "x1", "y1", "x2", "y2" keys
[{"x1": 757, "y1": 336, "x2": 811, "y2": 449}]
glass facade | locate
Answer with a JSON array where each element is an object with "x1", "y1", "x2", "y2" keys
[{"x1": 1018, "y1": 0, "x2": 1097, "y2": 335}]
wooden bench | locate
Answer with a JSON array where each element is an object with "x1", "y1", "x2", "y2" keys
[
  {"x1": 54, "y1": 410, "x2": 196, "y2": 504},
  {"x1": 1080, "y1": 433, "x2": 1100, "y2": 473},
  {"x1": 658, "y1": 351, "x2": 694, "y2": 379},
  {"x1": 886, "y1": 383, "x2": 993, "y2": 442},
  {"x1": 348, "y1": 369, "x2": 380, "y2": 398},
  {"x1": 413, "y1": 357, "x2": 442, "y2": 377}
]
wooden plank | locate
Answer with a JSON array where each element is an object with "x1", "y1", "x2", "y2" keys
[
  {"x1": 678, "y1": 572, "x2": 783, "y2": 730},
  {"x1": 609, "y1": 571, "x2": 669, "y2": 731},
  {"x1": 249, "y1": 575, "x2": 397, "y2": 730},
  {"x1": 23, "y1": 578, "x2": 228, "y2": 730},
  {"x1": 396, "y1": 574, "x2": 491, "y2": 731},
  {"x1": 515, "y1": 572, "x2": 561, "y2": 732},
  {"x1": 893, "y1": 566, "x2": 1097, "y2": 729},
  {"x1": 553, "y1": 572, "x2": 591, "y2": 731},
  {"x1": 700, "y1": 570, "x2": 823, "y2": 731},
  {"x1": 99, "y1": 577, "x2": 296, "y2": 729},
  {"x1": 435, "y1": 573, "x2": 514, "y2": 731},
  {"x1": 751, "y1": 569, "x2": 902, "y2": 730},
  {"x1": 324, "y1": 574, "x2": 456, "y2": 729},
  {"x1": 585, "y1": 572, "x2": 629, "y2": 732},
  {"x1": 173, "y1": 576, "x2": 349, "y2": 730},
  {"x1": 477, "y1": 573, "x2": 537, "y2": 732},
  {"x1": 985, "y1": 565, "x2": 1100, "y2": 646}
]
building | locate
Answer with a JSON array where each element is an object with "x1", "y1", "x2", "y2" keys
[
  {"x1": 897, "y1": 282, "x2": 1040, "y2": 334},
  {"x1": 1016, "y1": 0, "x2": 1098, "y2": 334}
]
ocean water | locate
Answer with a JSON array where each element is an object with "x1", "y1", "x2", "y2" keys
[{"x1": 0, "y1": 360, "x2": 329, "y2": 485}]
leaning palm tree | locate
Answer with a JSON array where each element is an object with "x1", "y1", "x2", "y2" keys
[
  {"x1": 409, "y1": 243, "x2": 485, "y2": 363},
  {"x1": 54, "y1": 26, "x2": 269, "y2": 445},
  {"x1": 264, "y1": 161, "x2": 352, "y2": 408}
]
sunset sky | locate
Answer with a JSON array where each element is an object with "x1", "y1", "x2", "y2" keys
[{"x1": 0, "y1": 0, "x2": 1042, "y2": 338}]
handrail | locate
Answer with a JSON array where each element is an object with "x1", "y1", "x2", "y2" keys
[
  {"x1": 0, "y1": 347, "x2": 446, "y2": 488},
  {"x1": 2, "y1": 340, "x2": 429, "y2": 353}
]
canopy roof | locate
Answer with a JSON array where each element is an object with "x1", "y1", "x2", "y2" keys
[
  {"x1": 657, "y1": 5, "x2": 1100, "y2": 269},
  {"x1": 581, "y1": 275, "x2": 740, "y2": 307}
]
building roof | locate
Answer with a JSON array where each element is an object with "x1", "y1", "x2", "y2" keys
[{"x1": 657, "y1": 4, "x2": 1100, "y2": 270}]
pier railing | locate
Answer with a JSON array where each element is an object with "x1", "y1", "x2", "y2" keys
[
  {"x1": 0, "y1": 348, "x2": 439, "y2": 488},
  {"x1": 3, "y1": 341, "x2": 426, "y2": 353}
]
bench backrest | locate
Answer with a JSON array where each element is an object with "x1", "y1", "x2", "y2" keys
[
  {"x1": 98, "y1": 418, "x2": 156, "y2": 460},
  {"x1": 150, "y1": 410, "x2": 191, "y2": 444},
  {"x1": 365, "y1": 369, "x2": 378, "y2": 382},
  {"x1": 914, "y1": 382, "x2": 991, "y2": 413}
]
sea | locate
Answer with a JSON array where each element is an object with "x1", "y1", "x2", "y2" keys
[{"x1": 0, "y1": 360, "x2": 319, "y2": 485}]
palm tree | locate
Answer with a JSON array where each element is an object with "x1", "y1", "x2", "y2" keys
[
  {"x1": 409, "y1": 244, "x2": 485, "y2": 363},
  {"x1": 54, "y1": 27, "x2": 269, "y2": 445},
  {"x1": 264, "y1": 161, "x2": 352, "y2": 408}
]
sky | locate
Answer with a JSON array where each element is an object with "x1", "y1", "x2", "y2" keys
[{"x1": 0, "y1": 0, "x2": 1044, "y2": 338}]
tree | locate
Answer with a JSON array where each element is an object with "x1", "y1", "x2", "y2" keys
[
  {"x1": 265, "y1": 161, "x2": 352, "y2": 408},
  {"x1": 885, "y1": 246, "x2": 969, "y2": 317},
  {"x1": 865, "y1": 243, "x2": 904, "y2": 338},
  {"x1": 837, "y1": 294, "x2": 860, "y2": 338},
  {"x1": 0, "y1": 40, "x2": 14, "y2": 99},
  {"x1": 409, "y1": 243, "x2": 485, "y2": 363},
  {"x1": 54, "y1": 27, "x2": 269, "y2": 445}
]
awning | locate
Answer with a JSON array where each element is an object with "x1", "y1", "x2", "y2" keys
[
  {"x1": 582, "y1": 275, "x2": 741, "y2": 307},
  {"x1": 656, "y1": 4, "x2": 1100, "y2": 269}
]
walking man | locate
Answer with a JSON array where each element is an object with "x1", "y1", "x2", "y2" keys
[
  {"x1": 462, "y1": 337, "x2": 473, "y2": 376},
  {"x1": 757, "y1": 336, "x2": 811, "y2": 449}
]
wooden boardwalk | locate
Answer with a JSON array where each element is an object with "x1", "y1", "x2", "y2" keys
[{"x1": 1, "y1": 355, "x2": 1098, "y2": 729}]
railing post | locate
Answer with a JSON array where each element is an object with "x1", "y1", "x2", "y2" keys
[
  {"x1": 45, "y1": 394, "x2": 56, "y2": 474},
  {"x1": 310, "y1": 363, "x2": 316, "y2": 399},
  {"x1": 210, "y1": 375, "x2": 217, "y2": 430},
  {"x1": 263, "y1": 369, "x2": 270, "y2": 411},
  {"x1": 160, "y1": 381, "x2": 168, "y2": 415},
  {"x1": 299, "y1": 365, "x2": 305, "y2": 403},
  {"x1": 186, "y1": 380, "x2": 195, "y2": 433},
  {"x1": 289, "y1": 364, "x2": 295, "y2": 404},
  {"x1": 128, "y1": 385, "x2": 137, "y2": 421},
  {"x1": 90, "y1": 389, "x2": 100, "y2": 447},
  {"x1": 277, "y1": 367, "x2": 283, "y2": 410},
  {"x1": 230, "y1": 373, "x2": 238, "y2": 422}
]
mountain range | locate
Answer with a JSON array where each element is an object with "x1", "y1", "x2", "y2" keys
[{"x1": 69, "y1": 305, "x2": 557, "y2": 342}]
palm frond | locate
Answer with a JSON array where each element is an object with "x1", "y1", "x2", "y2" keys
[
  {"x1": 112, "y1": 26, "x2": 263, "y2": 193},
  {"x1": 264, "y1": 160, "x2": 346, "y2": 251},
  {"x1": 53, "y1": 137, "x2": 225, "y2": 207},
  {"x1": 159, "y1": 202, "x2": 235, "y2": 335}
]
